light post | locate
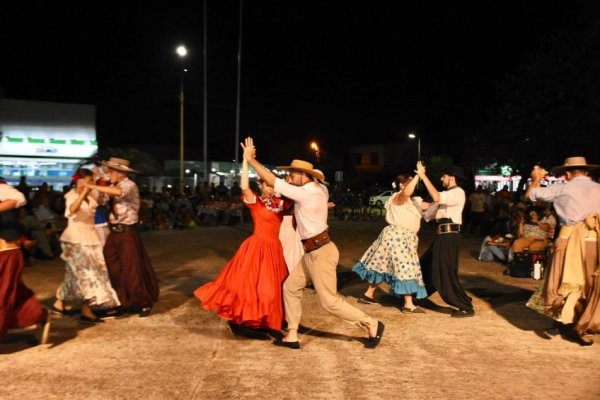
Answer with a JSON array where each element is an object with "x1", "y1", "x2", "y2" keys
[
  {"x1": 176, "y1": 45, "x2": 188, "y2": 193},
  {"x1": 408, "y1": 132, "x2": 420, "y2": 162},
  {"x1": 310, "y1": 141, "x2": 320, "y2": 163}
]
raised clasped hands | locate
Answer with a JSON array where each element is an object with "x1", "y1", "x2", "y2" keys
[
  {"x1": 415, "y1": 161, "x2": 426, "y2": 178},
  {"x1": 530, "y1": 165, "x2": 548, "y2": 181},
  {"x1": 240, "y1": 137, "x2": 256, "y2": 161}
]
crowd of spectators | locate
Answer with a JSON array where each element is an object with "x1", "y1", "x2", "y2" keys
[
  {"x1": 471, "y1": 184, "x2": 558, "y2": 264},
  {"x1": 139, "y1": 181, "x2": 245, "y2": 231},
  {"x1": 13, "y1": 177, "x2": 247, "y2": 263}
]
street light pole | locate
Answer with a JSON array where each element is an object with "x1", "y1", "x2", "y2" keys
[
  {"x1": 408, "y1": 132, "x2": 420, "y2": 161},
  {"x1": 176, "y1": 45, "x2": 188, "y2": 193},
  {"x1": 234, "y1": 0, "x2": 244, "y2": 178},
  {"x1": 310, "y1": 141, "x2": 320, "y2": 163},
  {"x1": 203, "y1": 0, "x2": 208, "y2": 187},
  {"x1": 408, "y1": 132, "x2": 421, "y2": 190}
]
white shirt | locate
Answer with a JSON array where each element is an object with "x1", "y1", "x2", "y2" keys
[
  {"x1": 60, "y1": 189, "x2": 101, "y2": 246},
  {"x1": 385, "y1": 193, "x2": 422, "y2": 233},
  {"x1": 0, "y1": 184, "x2": 26, "y2": 207},
  {"x1": 436, "y1": 186, "x2": 466, "y2": 225},
  {"x1": 540, "y1": 214, "x2": 557, "y2": 239},
  {"x1": 530, "y1": 176, "x2": 600, "y2": 225},
  {"x1": 274, "y1": 178, "x2": 328, "y2": 240}
]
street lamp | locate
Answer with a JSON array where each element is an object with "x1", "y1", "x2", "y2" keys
[
  {"x1": 176, "y1": 45, "x2": 188, "y2": 193},
  {"x1": 408, "y1": 132, "x2": 421, "y2": 162},
  {"x1": 310, "y1": 141, "x2": 320, "y2": 163}
]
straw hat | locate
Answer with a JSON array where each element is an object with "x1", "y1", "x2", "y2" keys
[
  {"x1": 551, "y1": 156, "x2": 599, "y2": 175},
  {"x1": 101, "y1": 157, "x2": 138, "y2": 173},
  {"x1": 312, "y1": 169, "x2": 329, "y2": 186},
  {"x1": 276, "y1": 159, "x2": 325, "y2": 181}
]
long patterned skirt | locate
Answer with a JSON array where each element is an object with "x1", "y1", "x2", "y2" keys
[
  {"x1": 352, "y1": 225, "x2": 427, "y2": 298},
  {"x1": 57, "y1": 242, "x2": 120, "y2": 308}
]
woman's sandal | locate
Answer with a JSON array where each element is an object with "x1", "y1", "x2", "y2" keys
[{"x1": 51, "y1": 305, "x2": 72, "y2": 316}]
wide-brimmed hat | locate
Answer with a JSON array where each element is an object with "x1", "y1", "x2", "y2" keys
[
  {"x1": 277, "y1": 159, "x2": 325, "y2": 181},
  {"x1": 551, "y1": 156, "x2": 599, "y2": 175},
  {"x1": 312, "y1": 169, "x2": 329, "y2": 186},
  {"x1": 101, "y1": 157, "x2": 138, "y2": 173},
  {"x1": 442, "y1": 165, "x2": 467, "y2": 181}
]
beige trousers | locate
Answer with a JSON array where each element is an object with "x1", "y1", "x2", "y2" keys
[{"x1": 283, "y1": 241, "x2": 377, "y2": 332}]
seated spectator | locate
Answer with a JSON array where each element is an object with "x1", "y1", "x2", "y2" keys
[
  {"x1": 152, "y1": 209, "x2": 172, "y2": 230},
  {"x1": 18, "y1": 206, "x2": 58, "y2": 260},
  {"x1": 540, "y1": 205, "x2": 557, "y2": 240},
  {"x1": 227, "y1": 197, "x2": 244, "y2": 225},
  {"x1": 230, "y1": 181, "x2": 242, "y2": 198},
  {"x1": 213, "y1": 195, "x2": 231, "y2": 225},
  {"x1": 478, "y1": 217, "x2": 511, "y2": 262},
  {"x1": 512, "y1": 207, "x2": 549, "y2": 253},
  {"x1": 32, "y1": 195, "x2": 57, "y2": 225},
  {"x1": 173, "y1": 204, "x2": 198, "y2": 229}
]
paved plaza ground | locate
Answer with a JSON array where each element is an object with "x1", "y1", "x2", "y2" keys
[{"x1": 1, "y1": 219, "x2": 599, "y2": 400}]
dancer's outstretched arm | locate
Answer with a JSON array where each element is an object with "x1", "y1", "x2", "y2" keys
[
  {"x1": 241, "y1": 137, "x2": 276, "y2": 186},
  {"x1": 241, "y1": 158, "x2": 256, "y2": 203},
  {"x1": 416, "y1": 161, "x2": 440, "y2": 203}
]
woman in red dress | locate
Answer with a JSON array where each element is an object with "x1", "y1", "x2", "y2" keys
[{"x1": 194, "y1": 157, "x2": 289, "y2": 332}]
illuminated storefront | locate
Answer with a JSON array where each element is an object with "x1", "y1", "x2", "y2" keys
[{"x1": 0, "y1": 98, "x2": 97, "y2": 188}]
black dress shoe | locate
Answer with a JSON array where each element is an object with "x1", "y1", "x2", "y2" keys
[
  {"x1": 400, "y1": 306, "x2": 426, "y2": 314},
  {"x1": 273, "y1": 340, "x2": 300, "y2": 350},
  {"x1": 358, "y1": 294, "x2": 378, "y2": 304},
  {"x1": 139, "y1": 307, "x2": 152, "y2": 318},
  {"x1": 364, "y1": 321, "x2": 385, "y2": 349},
  {"x1": 451, "y1": 309, "x2": 475, "y2": 318},
  {"x1": 80, "y1": 315, "x2": 105, "y2": 324}
]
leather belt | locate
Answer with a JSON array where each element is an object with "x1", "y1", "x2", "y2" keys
[
  {"x1": 109, "y1": 223, "x2": 138, "y2": 233},
  {"x1": 436, "y1": 223, "x2": 461, "y2": 235},
  {"x1": 302, "y1": 230, "x2": 331, "y2": 253}
]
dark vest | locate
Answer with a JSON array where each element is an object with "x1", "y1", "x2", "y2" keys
[{"x1": 0, "y1": 208, "x2": 21, "y2": 241}]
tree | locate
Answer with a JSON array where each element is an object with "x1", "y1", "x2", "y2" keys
[{"x1": 469, "y1": 16, "x2": 600, "y2": 170}]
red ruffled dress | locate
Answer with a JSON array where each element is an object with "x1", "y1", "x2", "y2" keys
[{"x1": 194, "y1": 195, "x2": 289, "y2": 330}]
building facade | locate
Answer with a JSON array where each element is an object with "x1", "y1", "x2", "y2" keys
[{"x1": 0, "y1": 98, "x2": 97, "y2": 189}]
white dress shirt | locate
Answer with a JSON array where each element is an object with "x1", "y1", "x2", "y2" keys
[{"x1": 274, "y1": 178, "x2": 328, "y2": 240}]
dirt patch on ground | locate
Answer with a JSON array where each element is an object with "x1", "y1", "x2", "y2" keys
[{"x1": 2, "y1": 221, "x2": 599, "y2": 399}]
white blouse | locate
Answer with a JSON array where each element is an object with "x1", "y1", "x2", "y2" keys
[
  {"x1": 385, "y1": 192, "x2": 423, "y2": 233},
  {"x1": 60, "y1": 189, "x2": 101, "y2": 246}
]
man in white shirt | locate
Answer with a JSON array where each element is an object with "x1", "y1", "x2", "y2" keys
[
  {"x1": 416, "y1": 162, "x2": 475, "y2": 317},
  {"x1": 242, "y1": 138, "x2": 384, "y2": 350}
]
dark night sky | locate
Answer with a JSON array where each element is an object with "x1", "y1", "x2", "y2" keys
[{"x1": 0, "y1": 1, "x2": 586, "y2": 164}]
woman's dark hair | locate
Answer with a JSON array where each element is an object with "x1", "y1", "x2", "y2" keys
[
  {"x1": 249, "y1": 179, "x2": 262, "y2": 195},
  {"x1": 525, "y1": 206, "x2": 542, "y2": 224},
  {"x1": 70, "y1": 168, "x2": 94, "y2": 189},
  {"x1": 393, "y1": 174, "x2": 410, "y2": 192}
]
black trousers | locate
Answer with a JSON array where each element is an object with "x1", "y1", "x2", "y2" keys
[{"x1": 420, "y1": 232, "x2": 473, "y2": 311}]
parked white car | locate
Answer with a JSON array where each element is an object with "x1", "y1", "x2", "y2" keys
[{"x1": 369, "y1": 190, "x2": 394, "y2": 206}]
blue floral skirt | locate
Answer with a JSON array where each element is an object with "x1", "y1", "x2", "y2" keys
[{"x1": 352, "y1": 225, "x2": 427, "y2": 298}]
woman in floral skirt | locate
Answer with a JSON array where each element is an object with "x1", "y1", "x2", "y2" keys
[
  {"x1": 52, "y1": 168, "x2": 120, "y2": 323},
  {"x1": 352, "y1": 173, "x2": 427, "y2": 313}
]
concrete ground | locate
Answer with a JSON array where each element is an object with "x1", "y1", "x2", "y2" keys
[{"x1": 1, "y1": 220, "x2": 599, "y2": 400}]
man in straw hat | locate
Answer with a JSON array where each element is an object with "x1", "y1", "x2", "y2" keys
[
  {"x1": 241, "y1": 137, "x2": 384, "y2": 349},
  {"x1": 0, "y1": 179, "x2": 50, "y2": 345},
  {"x1": 85, "y1": 157, "x2": 159, "y2": 318},
  {"x1": 416, "y1": 161, "x2": 475, "y2": 318},
  {"x1": 525, "y1": 156, "x2": 600, "y2": 346}
]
